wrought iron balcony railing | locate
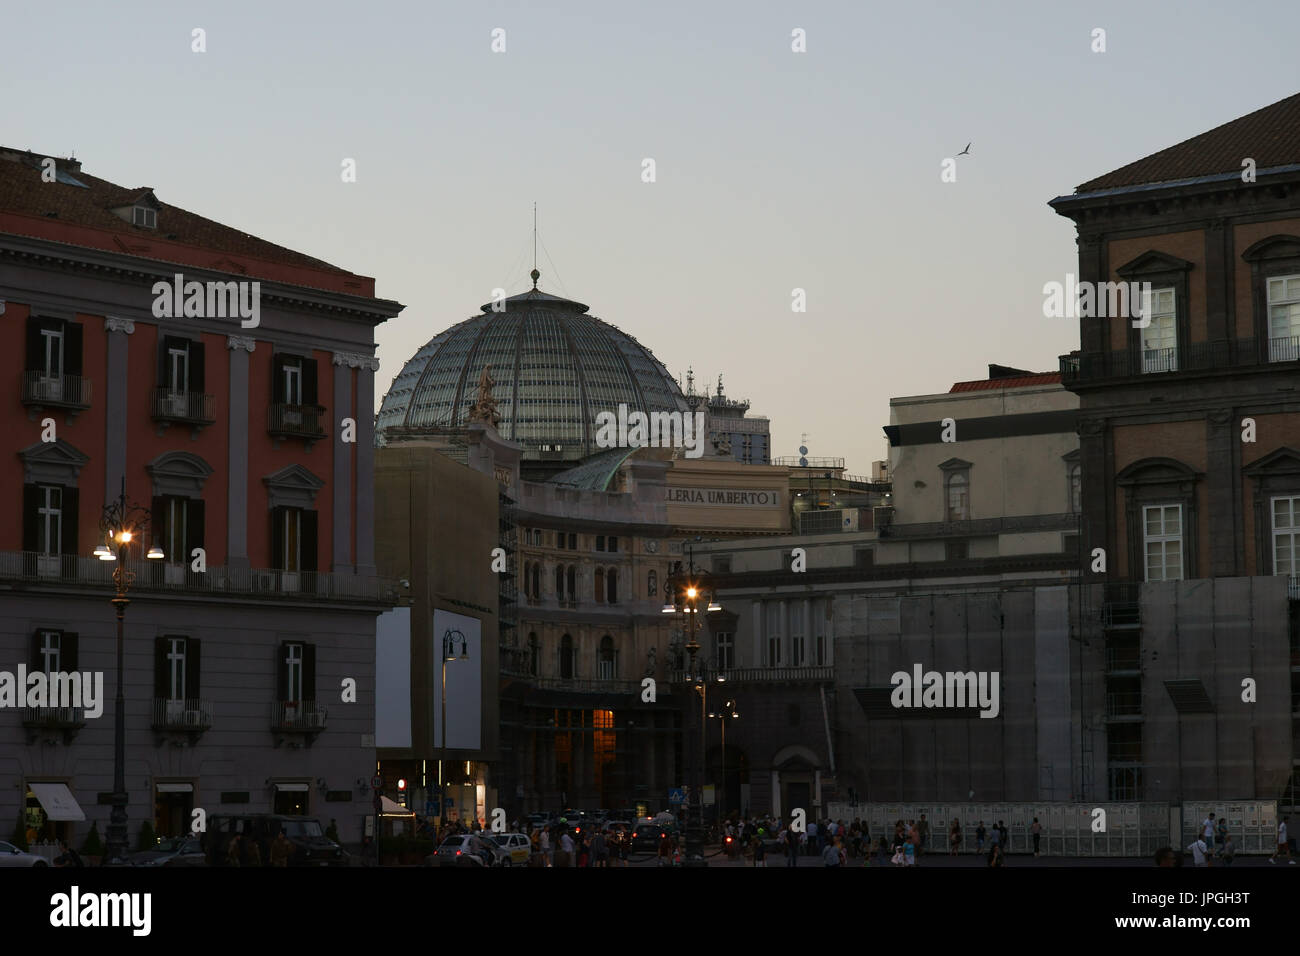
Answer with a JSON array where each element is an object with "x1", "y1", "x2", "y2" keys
[
  {"x1": 268, "y1": 403, "x2": 327, "y2": 440},
  {"x1": 271, "y1": 700, "x2": 327, "y2": 732},
  {"x1": 0, "y1": 550, "x2": 398, "y2": 605},
  {"x1": 1061, "y1": 335, "x2": 1300, "y2": 385},
  {"x1": 21, "y1": 371, "x2": 91, "y2": 409},
  {"x1": 151, "y1": 388, "x2": 216, "y2": 426},
  {"x1": 151, "y1": 698, "x2": 213, "y2": 732}
]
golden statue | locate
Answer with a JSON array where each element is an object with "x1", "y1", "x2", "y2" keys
[{"x1": 468, "y1": 364, "x2": 501, "y2": 429}]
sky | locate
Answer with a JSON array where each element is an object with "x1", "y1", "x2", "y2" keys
[{"x1": 6, "y1": 0, "x2": 1300, "y2": 472}]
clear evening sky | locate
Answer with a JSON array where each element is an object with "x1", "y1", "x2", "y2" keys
[{"x1": 6, "y1": 0, "x2": 1298, "y2": 472}]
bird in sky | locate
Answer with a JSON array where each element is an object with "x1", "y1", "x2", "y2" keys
[{"x1": 957, "y1": 143, "x2": 971, "y2": 156}]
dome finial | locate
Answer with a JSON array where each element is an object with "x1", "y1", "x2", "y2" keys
[{"x1": 530, "y1": 267, "x2": 540, "y2": 290}]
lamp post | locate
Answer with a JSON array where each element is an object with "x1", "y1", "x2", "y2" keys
[
  {"x1": 708, "y1": 700, "x2": 739, "y2": 826},
  {"x1": 95, "y1": 476, "x2": 164, "y2": 865},
  {"x1": 662, "y1": 551, "x2": 722, "y2": 866},
  {"x1": 440, "y1": 628, "x2": 468, "y2": 827}
]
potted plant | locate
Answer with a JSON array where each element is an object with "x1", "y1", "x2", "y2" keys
[{"x1": 82, "y1": 822, "x2": 104, "y2": 866}]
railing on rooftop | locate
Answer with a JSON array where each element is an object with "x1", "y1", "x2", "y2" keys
[
  {"x1": 0, "y1": 551, "x2": 398, "y2": 604},
  {"x1": 773, "y1": 457, "x2": 845, "y2": 469}
]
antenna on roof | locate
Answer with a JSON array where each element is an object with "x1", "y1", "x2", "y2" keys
[{"x1": 530, "y1": 203, "x2": 540, "y2": 290}]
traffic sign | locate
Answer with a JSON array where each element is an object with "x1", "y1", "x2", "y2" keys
[{"x1": 669, "y1": 788, "x2": 685, "y2": 805}]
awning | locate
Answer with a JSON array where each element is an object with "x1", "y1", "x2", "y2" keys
[
  {"x1": 156, "y1": 783, "x2": 193, "y2": 793},
  {"x1": 29, "y1": 783, "x2": 86, "y2": 822},
  {"x1": 274, "y1": 782, "x2": 309, "y2": 792},
  {"x1": 381, "y1": 795, "x2": 414, "y2": 816}
]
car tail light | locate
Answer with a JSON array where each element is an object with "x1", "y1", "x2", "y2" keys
[{"x1": 456, "y1": 850, "x2": 462, "y2": 856}]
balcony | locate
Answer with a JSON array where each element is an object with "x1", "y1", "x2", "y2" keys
[
  {"x1": 0, "y1": 550, "x2": 398, "y2": 606},
  {"x1": 271, "y1": 700, "x2": 327, "y2": 745},
  {"x1": 21, "y1": 706, "x2": 86, "y2": 744},
  {"x1": 151, "y1": 698, "x2": 213, "y2": 735},
  {"x1": 268, "y1": 403, "x2": 326, "y2": 444},
  {"x1": 1060, "y1": 335, "x2": 1300, "y2": 386},
  {"x1": 677, "y1": 666, "x2": 834, "y2": 684},
  {"x1": 531, "y1": 677, "x2": 641, "y2": 695},
  {"x1": 21, "y1": 372, "x2": 91, "y2": 415},
  {"x1": 151, "y1": 388, "x2": 216, "y2": 427}
]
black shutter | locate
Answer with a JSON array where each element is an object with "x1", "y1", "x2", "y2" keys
[
  {"x1": 152, "y1": 496, "x2": 167, "y2": 556},
  {"x1": 276, "y1": 642, "x2": 289, "y2": 702},
  {"x1": 158, "y1": 337, "x2": 170, "y2": 386},
  {"x1": 186, "y1": 638, "x2": 201, "y2": 700},
  {"x1": 272, "y1": 355, "x2": 287, "y2": 403},
  {"x1": 154, "y1": 637, "x2": 169, "y2": 698},
  {"x1": 190, "y1": 340, "x2": 205, "y2": 393},
  {"x1": 65, "y1": 322, "x2": 83, "y2": 376},
  {"x1": 30, "y1": 630, "x2": 43, "y2": 671},
  {"x1": 62, "y1": 632, "x2": 78, "y2": 673},
  {"x1": 302, "y1": 643, "x2": 316, "y2": 703},
  {"x1": 303, "y1": 358, "x2": 318, "y2": 405},
  {"x1": 186, "y1": 499, "x2": 205, "y2": 558},
  {"x1": 61, "y1": 486, "x2": 78, "y2": 555},
  {"x1": 23, "y1": 484, "x2": 39, "y2": 552},
  {"x1": 25, "y1": 318, "x2": 43, "y2": 372},
  {"x1": 270, "y1": 507, "x2": 285, "y2": 569},
  {"x1": 301, "y1": 510, "x2": 318, "y2": 573}
]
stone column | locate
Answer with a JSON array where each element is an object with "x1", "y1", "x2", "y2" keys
[
  {"x1": 226, "y1": 335, "x2": 256, "y2": 569},
  {"x1": 356, "y1": 357, "x2": 378, "y2": 576},
  {"x1": 103, "y1": 317, "x2": 134, "y2": 504},
  {"x1": 752, "y1": 601, "x2": 764, "y2": 667}
]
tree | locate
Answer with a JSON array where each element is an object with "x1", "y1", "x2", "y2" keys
[
  {"x1": 82, "y1": 822, "x2": 104, "y2": 856},
  {"x1": 137, "y1": 820, "x2": 157, "y2": 852}
]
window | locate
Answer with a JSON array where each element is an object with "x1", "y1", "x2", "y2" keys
[
  {"x1": 1272, "y1": 496, "x2": 1300, "y2": 575},
  {"x1": 40, "y1": 326, "x2": 63, "y2": 379},
  {"x1": 272, "y1": 354, "x2": 318, "y2": 406},
  {"x1": 1267, "y1": 276, "x2": 1300, "y2": 362},
  {"x1": 25, "y1": 317, "x2": 83, "y2": 384},
  {"x1": 153, "y1": 636, "x2": 201, "y2": 702},
  {"x1": 1143, "y1": 504, "x2": 1183, "y2": 582},
  {"x1": 284, "y1": 361, "x2": 302, "y2": 404},
  {"x1": 560, "y1": 635, "x2": 575, "y2": 679},
  {"x1": 606, "y1": 568, "x2": 618, "y2": 604},
  {"x1": 946, "y1": 471, "x2": 969, "y2": 521},
  {"x1": 945, "y1": 540, "x2": 969, "y2": 561},
  {"x1": 271, "y1": 507, "x2": 318, "y2": 574},
  {"x1": 791, "y1": 634, "x2": 805, "y2": 667},
  {"x1": 608, "y1": 536, "x2": 618, "y2": 553},
  {"x1": 1069, "y1": 463, "x2": 1082, "y2": 514},
  {"x1": 596, "y1": 535, "x2": 605, "y2": 551},
  {"x1": 568, "y1": 533, "x2": 577, "y2": 549},
  {"x1": 555, "y1": 564, "x2": 565, "y2": 599},
  {"x1": 132, "y1": 206, "x2": 157, "y2": 228},
  {"x1": 815, "y1": 634, "x2": 826, "y2": 666},
  {"x1": 1140, "y1": 287, "x2": 1177, "y2": 373},
  {"x1": 556, "y1": 534, "x2": 565, "y2": 551},
  {"x1": 168, "y1": 341, "x2": 188, "y2": 393},
  {"x1": 153, "y1": 496, "x2": 205, "y2": 565},
  {"x1": 768, "y1": 633, "x2": 782, "y2": 667},
  {"x1": 598, "y1": 636, "x2": 615, "y2": 679},
  {"x1": 647, "y1": 569, "x2": 657, "y2": 598},
  {"x1": 567, "y1": 565, "x2": 576, "y2": 603},
  {"x1": 36, "y1": 485, "x2": 62, "y2": 555},
  {"x1": 716, "y1": 631, "x2": 734, "y2": 671},
  {"x1": 29, "y1": 629, "x2": 77, "y2": 677},
  {"x1": 277, "y1": 642, "x2": 315, "y2": 703},
  {"x1": 714, "y1": 555, "x2": 732, "y2": 574},
  {"x1": 530, "y1": 563, "x2": 540, "y2": 598},
  {"x1": 594, "y1": 568, "x2": 605, "y2": 603},
  {"x1": 528, "y1": 633, "x2": 540, "y2": 676}
]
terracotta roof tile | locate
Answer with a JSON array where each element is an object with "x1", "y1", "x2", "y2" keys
[
  {"x1": 1075, "y1": 92, "x2": 1300, "y2": 192},
  {"x1": 948, "y1": 372, "x2": 1061, "y2": 393},
  {"x1": 0, "y1": 148, "x2": 350, "y2": 278}
]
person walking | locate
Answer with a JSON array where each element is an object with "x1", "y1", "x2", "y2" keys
[
  {"x1": 1269, "y1": 817, "x2": 1295, "y2": 863},
  {"x1": 225, "y1": 833, "x2": 242, "y2": 868},
  {"x1": 988, "y1": 822, "x2": 1000, "y2": 856},
  {"x1": 1218, "y1": 832, "x2": 1235, "y2": 866},
  {"x1": 539, "y1": 826, "x2": 551, "y2": 867},
  {"x1": 592, "y1": 829, "x2": 608, "y2": 867},
  {"x1": 271, "y1": 831, "x2": 292, "y2": 867},
  {"x1": 1187, "y1": 835, "x2": 1211, "y2": 867},
  {"x1": 557, "y1": 828, "x2": 575, "y2": 868},
  {"x1": 785, "y1": 824, "x2": 799, "y2": 867},
  {"x1": 1031, "y1": 818, "x2": 1042, "y2": 857},
  {"x1": 752, "y1": 834, "x2": 767, "y2": 867},
  {"x1": 1201, "y1": 813, "x2": 1216, "y2": 851},
  {"x1": 975, "y1": 820, "x2": 986, "y2": 852},
  {"x1": 949, "y1": 819, "x2": 962, "y2": 856},
  {"x1": 821, "y1": 839, "x2": 841, "y2": 868},
  {"x1": 916, "y1": 814, "x2": 929, "y2": 859},
  {"x1": 988, "y1": 844, "x2": 1004, "y2": 867}
]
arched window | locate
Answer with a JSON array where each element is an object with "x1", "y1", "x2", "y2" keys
[
  {"x1": 598, "y1": 635, "x2": 615, "y2": 679},
  {"x1": 531, "y1": 563, "x2": 540, "y2": 599},
  {"x1": 528, "y1": 632, "x2": 539, "y2": 676},
  {"x1": 647, "y1": 569, "x2": 657, "y2": 598},
  {"x1": 560, "y1": 634, "x2": 574, "y2": 679},
  {"x1": 945, "y1": 469, "x2": 970, "y2": 521},
  {"x1": 594, "y1": 568, "x2": 605, "y2": 603},
  {"x1": 555, "y1": 564, "x2": 564, "y2": 600},
  {"x1": 566, "y1": 566, "x2": 576, "y2": 604},
  {"x1": 606, "y1": 568, "x2": 618, "y2": 604}
]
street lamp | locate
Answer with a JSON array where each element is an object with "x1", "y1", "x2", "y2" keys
[
  {"x1": 707, "y1": 701, "x2": 739, "y2": 825},
  {"x1": 663, "y1": 549, "x2": 723, "y2": 866},
  {"x1": 440, "y1": 628, "x2": 469, "y2": 826},
  {"x1": 95, "y1": 476, "x2": 164, "y2": 864}
]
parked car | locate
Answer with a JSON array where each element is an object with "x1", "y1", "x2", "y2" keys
[
  {"x1": 0, "y1": 841, "x2": 48, "y2": 867},
  {"x1": 207, "y1": 814, "x2": 346, "y2": 867},
  {"x1": 629, "y1": 824, "x2": 675, "y2": 853},
  {"x1": 428, "y1": 834, "x2": 495, "y2": 867},
  {"x1": 131, "y1": 835, "x2": 207, "y2": 867},
  {"x1": 490, "y1": 832, "x2": 531, "y2": 866}
]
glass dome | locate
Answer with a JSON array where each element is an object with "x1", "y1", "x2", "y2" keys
[{"x1": 377, "y1": 285, "x2": 688, "y2": 462}]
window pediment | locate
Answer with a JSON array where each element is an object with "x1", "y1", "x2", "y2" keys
[
  {"x1": 1115, "y1": 250, "x2": 1195, "y2": 279},
  {"x1": 1244, "y1": 447, "x2": 1300, "y2": 480},
  {"x1": 1115, "y1": 457, "x2": 1201, "y2": 487},
  {"x1": 938, "y1": 457, "x2": 972, "y2": 472},
  {"x1": 263, "y1": 464, "x2": 325, "y2": 510},
  {"x1": 19, "y1": 439, "x2": 89, "y2": 485},
  {"x1": 1241, "y1": 235, "x2": 1300, "y2": 264},
  {"x1": 147, "y1": 451, "x2": 214, "y2": 497}
]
